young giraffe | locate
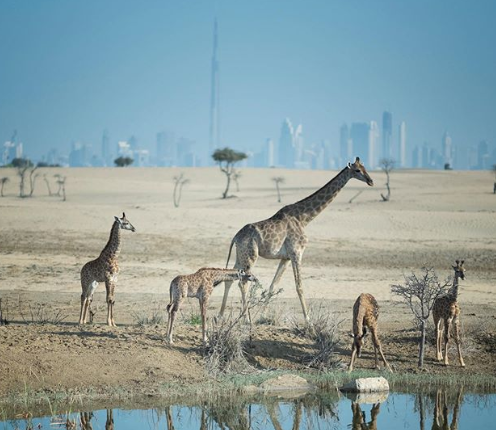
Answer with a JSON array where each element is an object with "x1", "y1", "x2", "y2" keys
[
  {"x1": 432, "y1": 260, "x2": 466, "y2": 367},
  {"x1": 348, "y1": 293, "x2": 392, "y2": 372},
  {"x1": 166, "y1": 268, "x2": 256, "y2": 345},
  {"x1": 220, "y1": 157, "x2": 373, "y2": 323},
  {"x1": 79, "y1": 213, "x2": 136, "y2": 327}
]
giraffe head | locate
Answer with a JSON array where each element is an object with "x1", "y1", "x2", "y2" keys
[
  {"x1": 238, "y1": 269, "x2": 257, "y2": 283},
  {"x1": 114, "y1": 212, "x2": 136, "y2": 232},
  {"x1": 351, "y1": 327, "x2": 368, "y2": 357},
  {"x1": 453, "y1": 259, "x2": 465, "y2": 280},
  {"x1": 348, "y1": 157, "x2": 374, "y2": 186}
]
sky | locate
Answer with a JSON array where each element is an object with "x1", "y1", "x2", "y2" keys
[{"x1": 0, "y1": 0, "x2": 495, "y2": 161}]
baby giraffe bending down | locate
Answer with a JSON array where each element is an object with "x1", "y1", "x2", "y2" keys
[
  {"x1": 166, "y1": 268, "x2": 256, "y2": 345},
  {"x1": 79, "y1": 213, "x2": 136, "y2": 327},
  {"x1": 349, "y1": 293, "x2": 392, "y2": 372}
]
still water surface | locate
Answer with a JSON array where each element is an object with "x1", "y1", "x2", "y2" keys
[{"x1": 2, "y1": 389, "x2": 495, "y2": 429}]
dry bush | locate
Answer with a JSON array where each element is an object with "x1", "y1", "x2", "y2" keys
[
  {"x1": 19, "y1": 302, "x2": 67, "y2": 325},
  {"x1": 132, "y1": 306, "x2": 164, "y2": 326},
  {"x1": 292, "y1": 303, "x2": 343, "y2": 370},
  {"x1": 205, "y1": 281, "x2": 281, "y2": 376}
]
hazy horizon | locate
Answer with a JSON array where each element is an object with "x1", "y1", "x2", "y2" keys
[{"x1": 1, "y1": 0, "x2": 495, "y2": 160}]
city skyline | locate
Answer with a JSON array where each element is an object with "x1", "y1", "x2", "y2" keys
[{"x1": 0, "y1": 1, "x2": 495, "y2": 164}]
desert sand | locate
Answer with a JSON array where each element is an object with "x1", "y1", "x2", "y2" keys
[{"x1": 0, "y1": 166, "x2": 495, "y2": 398}]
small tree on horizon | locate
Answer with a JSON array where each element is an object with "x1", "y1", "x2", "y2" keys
[
  {"x1": 114, "y1": 156, "x2": 134, "y2": 167},
  {"x1": 173, "y1": 173, "x2": 190, "y2": 208},
  {"x1": 212, "y1": 147, "x2": 248, "y2": 199},
  {"x1": 492, "y1": 164, "x2": 496, "y2": 194},
  {"x1": 272, "y1": 177, "x2": 285, "y2": 203},
  {"x1": 391, "y1": 267, "x2": 451, "y2": 368},
  {"x1": 380, "y1": 158, "x2": 395, "y2": 202},
  {"x1": 0, "y1": 177, "x2": 9, "y2": 197}
]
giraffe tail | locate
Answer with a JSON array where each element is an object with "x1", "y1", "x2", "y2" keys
[
  {"x1": 225, "y1": 237, "x2": 236, "y2": 268},
  {"x1": 166, "y1": 286, "x2": 173, "y2": 314}
]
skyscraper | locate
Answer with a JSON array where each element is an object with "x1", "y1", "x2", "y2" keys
[
  {"x1": 368, "y1": 121, "x2": 379, "y2": 169},
  {"x1": 208, "y1": 19, "x2": 220, "y2": 158},
  {"x1": 350, "y1": 122, "x2": 369, "y2": 165},
  {"x1": 442, "y1": 131, "x2": 452, "y2": 168},
  {"x1": 339, "y1": 123, "x2": 351, "y2": 163},
  {"x1": 156, "y1": 131, "x2": 176, "y2": 166},
  {"x1": 278, "y1": 118, "x2": 295, "y2": 168},
  {"x1": 398, "y1": 121, "x2": 406, "y2": 167},
  {"x1": 382, "y1": 111, "x2": 393, "y2": 160},
  {"x1": 101, "y1": 130, "x2": 110, "y2": 166}
]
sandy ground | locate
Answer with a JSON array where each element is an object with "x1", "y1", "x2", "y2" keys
[{"x1": 0, "y1": 166, "x2": 495, "y2": 398}]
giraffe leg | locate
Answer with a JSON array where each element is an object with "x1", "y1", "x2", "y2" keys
[
  {"x1": 199, "y1": 296, "x2": 208, "y2": 346},
  {"x1": 219, "y1": 280, "x2": 234, "y2": 318},
  {"x1": 290, "y1": 257, "x2": 310, "y2": 324},
  {"x1": 167, "y1": 300, "x2": 181, "y2": 344},
  {"x1": 268, "y1": 259, "x2": 290, "y2": 294},
  {"x1": 453, "y1": 316, "x2": 465, "y2": 367},
  {"x1": 443, "y1": 318, "x2": 452, "y2": 366},
  {"x1": 372, "y1": 329, "x2": 392, "y2": 372},
  {"x1": 79, "y1": 294, "x2": 88, "y2": 325},
  {"x1": 435, "y1": 318, "x2": 443, "y2": 361},
  {"x1": 105, "y1": 280, "x2": 116, "y2": 327},
  {"x1": 348, "y1": 344, "x2": 357, "y2": 372},
  {"x1": 238, "y1": 277, "x2": 251, "y2": 321}
]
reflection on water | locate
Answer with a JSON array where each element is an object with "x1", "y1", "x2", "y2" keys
[{"x1": 2, "y1": 387, "x2": 495, "y2": 430}]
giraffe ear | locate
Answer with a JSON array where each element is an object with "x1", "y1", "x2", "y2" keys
[
  {"x1": 114, "y1": 216, "x2": 121, "y2": 223},
  {"x1": 347, "y1": 162, "x2": 352, "y2": 169},
  {"x1": 461, "y1": 260, "x2": 464, "y2": 265}
]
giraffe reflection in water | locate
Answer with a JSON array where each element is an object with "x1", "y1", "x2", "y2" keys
[
  {"x1": 418, "y1": 387, "x2": 464, "y2": 430},
  {"x1": 80, "y1": 409, "x2": 113, "y2": 430},
  {"x1": 351, "y1": 402, "x2": 381, "y2": 430}
]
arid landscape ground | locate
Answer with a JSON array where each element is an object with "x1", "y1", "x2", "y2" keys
[{"x1": 0, "y1": 166, "x2": 495, "y2": 399}]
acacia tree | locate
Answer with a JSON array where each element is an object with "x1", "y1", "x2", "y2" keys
[
  {"x1": 272, "y1": 177, "x2": 285, "y2": 203},
  {"x1": 0, "y1": 177, "x2": 9, "y2": 197},
  {"x1": 379, "y1": 158, "x2": 395, "y2": 202},
  {"x1": 212, "y1": 147, "x2": 247, "y2": 199},
  {"x1": 391, "y1": 267, "x2": 451, "y2": 368},
  {"x1": 173, "y1": 173, "x2": 190, "y2": 208}
]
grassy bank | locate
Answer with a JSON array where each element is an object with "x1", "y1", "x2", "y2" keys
[{"x1": 2, "y1": 369, "x2": 496, "y2": 421}]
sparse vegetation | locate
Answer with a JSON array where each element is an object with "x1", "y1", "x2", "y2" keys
[
  {"x1": 212, "y1": 147, "x2": 248, "y2": 198},
  {"x1": 272, "y1": 177, "x2": 284, "y2": 203},
  {"x1": 292, "y1": 303, "x2": 343, "y2": 371},
  {"x1": 380, "y1": 158, "x2": 395, "y2": 201},
  {"x1": 18, "y1": 302, "x2": 68, "y2": 325},
  {"x1": 173, "y1": 173, "x2": 189, "y2": 208},
  {"x1": 0, "y1": 177, "x2": 9, "y2": 197},
  {"x1": 205, "y1": 281, "x2": 281, "y2": 376},
  {"x1": 132, "y1": 307, "x2": 164, "y2": 326},
  {"x1": 391, "y1": 267, "x2": 451, "y2": 368}
]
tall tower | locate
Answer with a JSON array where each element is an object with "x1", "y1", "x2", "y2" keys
[
  {"x1": 442, "y1": 131, "x2": 452, "y2": 168},
  {"x1": 101, "y1": 130, "x2": 110, "y2": 166},
  {"x1": 382, "y1": 111, "x2": 393, "y2": 160},
  {"x1": 368, "y1": 121, "x2": 379, "y2": 169},
  {"x1": 398, "y1": 121, "x2": 406, "y2": 167},
  {"x1": 209, "y1": 19, "x2": 220, "y2": 158}
]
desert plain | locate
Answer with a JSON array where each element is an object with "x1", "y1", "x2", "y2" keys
[{"x1": 0, "y1": 166, "x2": 495, "y2": 399}]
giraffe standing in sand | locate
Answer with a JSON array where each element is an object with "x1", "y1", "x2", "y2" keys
[
  {"x1": 166, "y1": 268, "x2": 256, "y2": 345},
  {"x1": 348, "y1": 293, "x2": 392, "y2": 372},
  {"x1": 79, "y1": 213, "x2": 136, "y2": 326},
  {"x1": 433, "y1": 260, "x2": 466, "y2": 367},
  {"x1": 219, "y1": 157, "x2": 374, "y2": 323}
]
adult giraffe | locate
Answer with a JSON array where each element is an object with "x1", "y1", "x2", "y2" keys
[{"x1": 220, "y1": 157, "x2": 374, "y2": 322}]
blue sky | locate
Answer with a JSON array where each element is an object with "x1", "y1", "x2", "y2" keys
[{"x1": 0, "y1": 0, "x2": 495, "y2": 161}]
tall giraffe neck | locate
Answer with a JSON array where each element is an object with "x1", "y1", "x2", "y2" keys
[
  {"x1": 211, "y1": 269, "x2": 241, "y2": 283},
  {"x1": 450, "y1": 271, "x2": 460, "y2": 300},
  {"x1": 100, "y1": 221, "x2": 121, "y2": 259},
  {"x1": 281, "y1": 166, "x2": 353, "y2": 226}
]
